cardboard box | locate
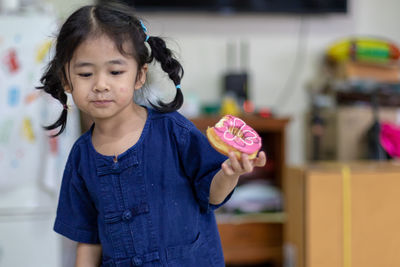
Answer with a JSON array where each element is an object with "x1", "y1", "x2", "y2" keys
[
  {"x1": 284, "y1": 161, "x2": 400, "y2": 267},
  {"x1": 336, "y1": 61, "x2": 400, "y2": 83}
]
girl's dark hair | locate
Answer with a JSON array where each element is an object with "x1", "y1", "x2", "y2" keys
[{"x1": 37, "y1": 2, "x2": 184, "y2": 136}]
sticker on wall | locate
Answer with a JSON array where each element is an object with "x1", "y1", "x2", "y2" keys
[
  {"x1": 2, "y1": 48, "x2": 20, "y2": 74},
  {"x1": 36, "y1": 40, "x2": 52, "y2": 63},
  {"x1": 21, "y1": 117, "x2": 35, "y2": 142},
  {"x1": 0, "y1": 119, "x2": 13, "y2": 144},
  {"x1": 7, "y1": 86, "x2": 20, "y2": 107}
]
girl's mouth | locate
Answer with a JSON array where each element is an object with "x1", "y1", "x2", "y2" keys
[{"x1": 91, "y1": 100, "x2": 113, "y2": 107}]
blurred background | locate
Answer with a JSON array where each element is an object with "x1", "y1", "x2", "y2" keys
[{"x1": 1, "y1": 0, "x2": 400, "y2": 266}]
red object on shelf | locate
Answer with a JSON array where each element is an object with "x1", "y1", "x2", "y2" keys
[{"x1": 258, "y1": 108, "x2": 272, "y2": 118}]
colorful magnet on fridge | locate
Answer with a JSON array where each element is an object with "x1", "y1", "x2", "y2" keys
[
  {"x1": 36, "y1": 40, "x2": 52, "y2": 63},
  {"x1": 7, "y1": 86, "x2": 20, "y2": 107},
  {"x1": 0, "y1": 119, "x2": 13, "y2": 144},
  {"x1": 3, "y1": 48, "x2": 20, "y2": 73},
  {"x1": 22, "y1": 118, "x2": 35, "y2": 142},
  {"x1": 25, "y1": 91, "x2": 39, "y2": 104}
]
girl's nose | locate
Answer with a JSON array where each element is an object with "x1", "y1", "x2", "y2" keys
[{"x1": 93, "y1": 74, "x2": 109, "y2": 92}]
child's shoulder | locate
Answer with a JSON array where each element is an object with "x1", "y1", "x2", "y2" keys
[
  {"x1": 66, "y1": 128, "x2": 92, "y2": 160},
  {"x1": 149, "y1": 109, "x2": 195, "y2": 131},
  {"x1": 75, "y1": 127, "x2": 92, "y2": 147}
]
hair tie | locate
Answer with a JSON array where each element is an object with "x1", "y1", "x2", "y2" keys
[
  {"x1": 175, "y1": 84, "x2": 181, "y2": 89},
  {"x1": 63, "y1": 104, "x2": 69, "y2": 110},
  {"x1": 140, "y1": 20, "x2": 149, "y2": 42},
  {"x1": 140, "y1": 20, "x2": 147, "y2": 32}
]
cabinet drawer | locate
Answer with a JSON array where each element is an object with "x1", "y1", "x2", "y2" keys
[{"x1": 218, "y1": 222, "x2": 283, "y2": 265}]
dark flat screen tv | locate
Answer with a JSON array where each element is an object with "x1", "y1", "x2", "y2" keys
[{"x1": 108, "y1": 0, "x2": 347, "y2": 14}]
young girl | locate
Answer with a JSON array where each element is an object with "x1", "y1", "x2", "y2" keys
[{"x1": 38, "y1": 2, "x2": 266, "y2": 266}]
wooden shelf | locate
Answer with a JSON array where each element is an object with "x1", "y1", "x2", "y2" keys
[{"x1": 191, "y1": 115, "x2": 290, "y2": 266}]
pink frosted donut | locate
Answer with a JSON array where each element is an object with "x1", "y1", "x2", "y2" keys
[{"x1": 206, "y1": 115, "x2": 262, "y2": 159}]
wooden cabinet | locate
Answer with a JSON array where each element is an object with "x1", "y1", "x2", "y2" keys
[{"x1": 190, "y1": 115, "x2": 290, "y2": 266}]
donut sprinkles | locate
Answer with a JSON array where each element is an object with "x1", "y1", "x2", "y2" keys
[{"x1": 206, "y1": 115, "x2": 262, "y2": 159}]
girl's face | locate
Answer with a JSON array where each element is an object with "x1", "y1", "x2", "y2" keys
[{"x1": 64, "y1": 34, "x2": 147, "y2": 122}]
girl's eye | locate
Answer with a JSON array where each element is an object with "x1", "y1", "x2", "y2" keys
[
  {"x1": 111, "y1": 71, "x2": 124, "y2": 75},
  {"x1": 78, "y1": 73, "x2": 92, "y2": 77}
]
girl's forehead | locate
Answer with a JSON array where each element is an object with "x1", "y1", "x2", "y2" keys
[{"x1": 73, "y1": 34, "x2": 134, "y2": 60}]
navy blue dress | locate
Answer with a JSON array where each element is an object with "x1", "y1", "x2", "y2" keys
[{"x1": 54, "y1": 108, "x2": 230, "y2": 266}]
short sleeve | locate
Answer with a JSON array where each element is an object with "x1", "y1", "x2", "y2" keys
[
  {"x1": 179, "y1": 124, "x2": 232, "y2": 213},
  {"x1": 53, "y1": 157, "x2": 100, "y2": 244}
]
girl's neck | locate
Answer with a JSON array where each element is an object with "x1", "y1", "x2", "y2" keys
[
  {"x1": 91, "y1": 105, "x2": 147, "y2": 156},
  {"x1": 93, "y1": 104, "x2": 146, "y2": 137}
]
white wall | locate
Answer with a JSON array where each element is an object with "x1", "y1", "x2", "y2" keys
[
  {"x1": 45, "y1": 0, "x2": 93, "y2": 19},
  {"x1": 48, "y1": 0, "x2": 400, "y2": 165}
]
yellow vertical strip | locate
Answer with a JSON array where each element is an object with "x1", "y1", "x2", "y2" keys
[{"x1": 342, "y1": 165, "x2": 352, "y2": 267}]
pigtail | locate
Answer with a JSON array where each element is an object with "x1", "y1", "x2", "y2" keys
[
  {"x1": 146, "y1": 36, "x2": 184, "y2": 112},
  {"x1": 36, "y1": 60, "x2": 69, "y2": 137}
]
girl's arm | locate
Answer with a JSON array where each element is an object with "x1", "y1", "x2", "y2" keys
[
  {"x1": 75, "y1": 242, "x2": 102, "y2": 267},
  {"x1": 209, "y1": 151, "x2": 267, "y2": 205}
]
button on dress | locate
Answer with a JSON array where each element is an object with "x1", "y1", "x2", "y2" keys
[{"x1": 54, "y1": 108, "x2": 231, "y2": 266}]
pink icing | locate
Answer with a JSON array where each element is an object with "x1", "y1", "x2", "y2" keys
[{"x1": 213, "y1": 115, "x2": 261, "y2": 154}]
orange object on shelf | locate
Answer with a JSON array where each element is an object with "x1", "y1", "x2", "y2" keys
[{"x1": 243, "y1": 100, "x2": 255, "y2": 113}]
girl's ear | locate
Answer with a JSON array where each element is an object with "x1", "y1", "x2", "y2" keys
[
  {"x1": 64, "y1": 83, "x2": 72, "y2": 94},
  {"x1": 62, "y1": 67, "x2": 72, "y2": 93},
  {"x1": 134, "y1": 64, "x2": 148, "y2": 90}
]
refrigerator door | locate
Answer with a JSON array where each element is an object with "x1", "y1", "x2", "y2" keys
[{"x1": 0, "y1": 14, "x2": 81, "y2": 267}]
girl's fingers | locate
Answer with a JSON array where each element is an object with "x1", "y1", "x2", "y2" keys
[
  {"x1": 241, "y1": 154, "x2": 253, "y2": 173},
  {"x1": 222, "y1": 151, "x2": 265, "y2": 177},
  {"x1": 254, "y1": 151, "x2": 267, "y2": 167},
  {"x1": 221, "y1": 161, "x2": 235, "y2": 176},
  {"x1": 229, "y1": 152, "x2": 243, "y2": 172}
]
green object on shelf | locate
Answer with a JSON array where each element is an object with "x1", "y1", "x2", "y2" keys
[{"x1": 201, "y1": 103, "x2": 220, "y2": 115}]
